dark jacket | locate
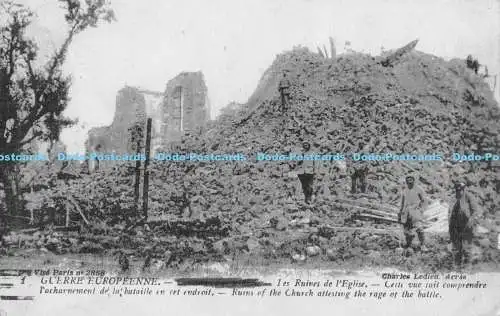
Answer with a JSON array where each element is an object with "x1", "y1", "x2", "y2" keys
[
  {"x1": 278, "y1": 79, "x2": 291, "y2": 96},
  {"x1": 448, "y1": 191, "x2": 480, "y2": 228}
]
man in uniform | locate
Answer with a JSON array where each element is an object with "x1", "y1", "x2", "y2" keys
[
  {"x1": 0, "y1": 213, "x2": 5, "y2": 249},
  {"x1": 350, "y1": 140, "x2": 369, "y2": 194},
  {"x1": 296, "y1": 141, "x2": 315, "y2": 204},
  {"x1": 398, "y1": 175, "x2": 427, "y2": 251},
  {"x1": 351, "y1": 164, "x2": 369, "y2": 194},
  {"x1": 278, "y1": 71, "x2": 291, "y2": 113},
  {"x1": 448, "y1": 181, "x2": 481, "y2": 266}
]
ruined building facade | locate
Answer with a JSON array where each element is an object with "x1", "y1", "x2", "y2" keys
[
  {"x1": 85, "y1": 72, "x2": 209, "y2": 170},
  {"x1": 162, "y1": 72, "x2": 210, "y2": 144}
]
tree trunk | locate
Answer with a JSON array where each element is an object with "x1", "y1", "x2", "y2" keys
[{"x1": 0, "y1": 164, "x2": 21, "y2": 218}]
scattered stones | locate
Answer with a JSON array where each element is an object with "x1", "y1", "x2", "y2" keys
[
  {"x1": 326, "y1": 248, "x2": 338, "y2": 261},
  {"x1": 306, "y1": 245, "x2": 321, "y2": 257},
  {"x1": 4, "y1": 45, "x2": 499, "y2": 271},
  {"x1": 246, "y1": 237, "x2": 260, "y2": 252},
  {"x1": 292, "y1": 253, "x2": 306, "y2": 263}
]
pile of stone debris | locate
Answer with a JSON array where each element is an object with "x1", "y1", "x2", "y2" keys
[
  {"x1": 141, "y1": 44, "x2": 499, "y2": 267},
  {"x1": 147, "y1": 44, "x2": 500, "y2": 228},
  {"x1": 11, "y1": 43, "x2": 500, "y2": 270}
]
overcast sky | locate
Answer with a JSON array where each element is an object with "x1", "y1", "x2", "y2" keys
[{"x1": 17, "y1": 0, "x2": 500, "y2": 152}]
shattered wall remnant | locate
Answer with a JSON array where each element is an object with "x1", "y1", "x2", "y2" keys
[
  {"x1": 85, "y1": 86, "x2": 148, "y2": 171},
  {"x1": 161, "y1": 72, "x2": 209, "y2": 146},
  {"x1": 139, "y1": 88, "x2": 164, "y2": 153},
  {"x1": 85, "y1": 72, "x2": 209, "y2": 170}
]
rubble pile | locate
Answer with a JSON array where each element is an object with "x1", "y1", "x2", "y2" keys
[
  {"x1": 144, "y1": 46, "x2": 500, "y2": 268},
  {"x1": 0, "y1": 217, "x2": 231, "y2": 269},
  {"x1": 151, "y1": 46, "x2": 500, "y2": 224},
  {"x1": 148, "y1": 217, "x2": 231, "y2": 238},
  {"x1": 23, "y1": 167, "x2": 138, "y2": 226},
  {"x1": 10, "y1": 45, "x2": 500, "y2": 270}
]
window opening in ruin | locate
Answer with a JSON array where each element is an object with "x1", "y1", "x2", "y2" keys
[{"x1": 174, "y1": 86, "x2": 184, "y2": 132}]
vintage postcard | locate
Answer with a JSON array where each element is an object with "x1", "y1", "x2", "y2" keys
[{"x1": 1, "y1": 0, "x2": 499, "y2": 315}]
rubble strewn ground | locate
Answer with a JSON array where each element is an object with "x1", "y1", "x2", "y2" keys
[{"x1": 2, "y1": 46, "x2": 500, "y2": 272}]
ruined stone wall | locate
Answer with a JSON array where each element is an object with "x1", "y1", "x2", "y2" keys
[
  {"x1": 85, "y1": 72, "x2": 209, "y2": 169},
  {"x1": 86, "y1": 86, "x2": 146, "y2": 171},
  {"x1": 87, "y1": 86, "x2": 146, "y2": 153},
  {"x1": 140, "y1": 89, "x2": 164, "y2": 153},
  {"x1": 162, "y1": 72, "x2": 209, "y2": 146}
]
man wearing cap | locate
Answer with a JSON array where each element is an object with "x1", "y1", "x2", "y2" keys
[
  {"x1": 398, "y1": 175, "x2": 427, "y2": 251},
  {"x1": 448, "y1": 181, "x2": 481, "y2": 266},
  {"x1": 351, "y1": 164, "x2": 369, "y2": 194},
  {"x1": 296, "y1": 141, "x2": 316, "y2": 204},
  {"x1": 350, "y1": 140, "x2": 370, "y2": 194},
  {"x1": 0, "y1": 215, "x2": 5, "y2": 249},
  {"x1": 278, "y1": 72, "x2": 291, "y2": 113}
]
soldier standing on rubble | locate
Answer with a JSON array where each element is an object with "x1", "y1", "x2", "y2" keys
[
  {"x1": 350, "y1": 140, "x2": 369, "y2": 194},
  {"x1": 278, "y1": 71, "x2": 291, "y2": 113},
  {"x1": 351, "y1": 164, "x2": 369, "y2": 194},
  {"x1": 180, "y1": 179, "x2": 192, "y2": 218},
  {"x1": 398, "y1": 175, "x2": 427, "y2": 251},
  {"x1": 448, "y1": 181, "x2": 481, "y2": 266},
  {"x1": 0, "y1": 214, "x2": 5, "y2": 248},
  {"x1": 296, "y1": 141, "x2": 316, "y2": 204}
]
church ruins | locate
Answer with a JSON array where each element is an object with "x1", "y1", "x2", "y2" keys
[{"x1": 85, "y1": 72, "x2": 210, "y2": 171}]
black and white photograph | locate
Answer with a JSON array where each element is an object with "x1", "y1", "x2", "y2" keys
[{"x1": 0, "y1": 0, "x2": 499, "y2": 315}]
